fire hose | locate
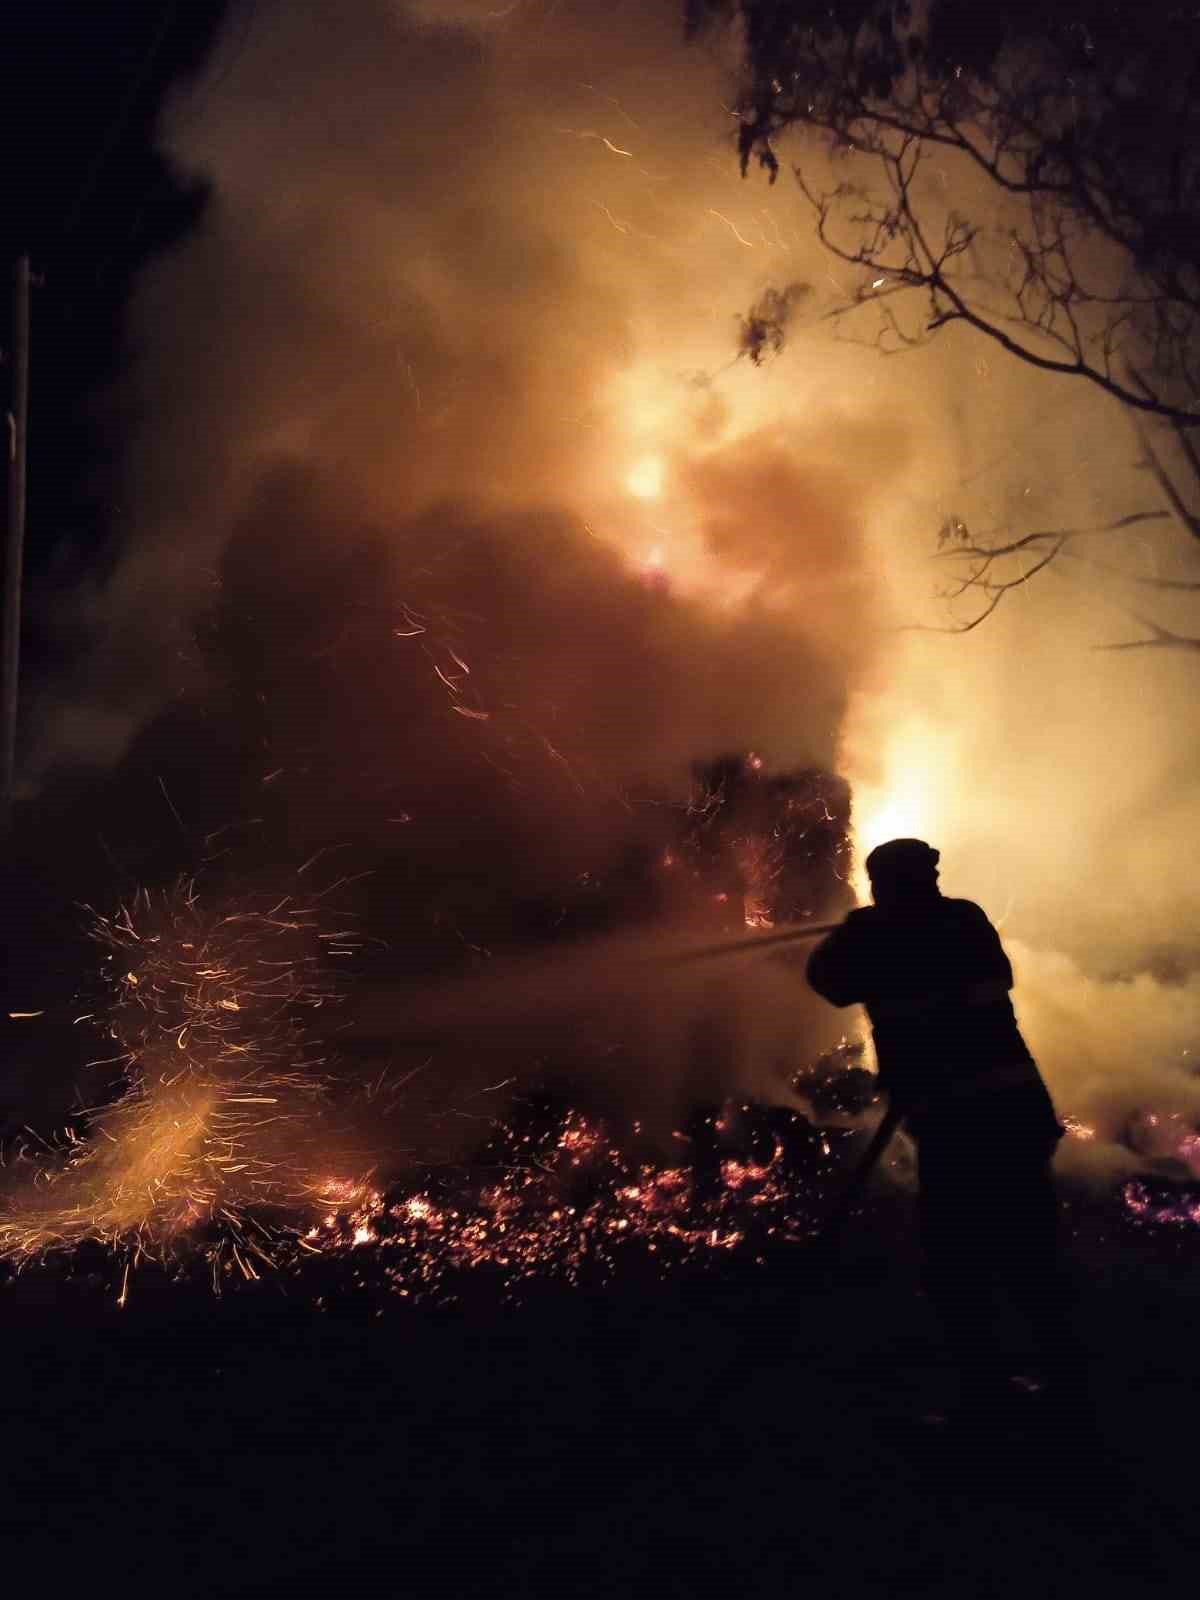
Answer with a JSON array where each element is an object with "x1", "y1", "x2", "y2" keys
[
  {"x1": 808, "y1": 1103, "x2": 902, "y2": 1252},
  {"x1": 665, "y1": 919, "x2": 841, "y2": 965}
]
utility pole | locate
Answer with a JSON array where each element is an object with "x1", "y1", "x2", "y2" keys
[{"x1": 2, "y1": 253, "x2": 30, "y2": 833}]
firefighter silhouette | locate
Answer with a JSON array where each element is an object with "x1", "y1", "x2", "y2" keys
[{"x1": 807, "y1": 839, "x2": 1081, "y2": 1426}]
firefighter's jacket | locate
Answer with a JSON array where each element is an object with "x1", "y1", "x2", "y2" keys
[{"x1": 806, "y1": 895, "x2": 1062, "y2": 1149}]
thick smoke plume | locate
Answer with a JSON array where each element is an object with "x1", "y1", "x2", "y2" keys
[
  {"x1": 46, "y1": 0, "x2": 896, "y2": 797},
  {"x1": 27, "y1": 0, "x2": 1200, "y2": 1174},
  {"x1": 25, "y1": 0, "x2": 899, "y2": 1120}
]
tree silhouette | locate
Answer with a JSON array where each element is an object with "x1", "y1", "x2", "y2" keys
[{"x1": 689, "y1": 1, "x2": 1200, "y2": 646}]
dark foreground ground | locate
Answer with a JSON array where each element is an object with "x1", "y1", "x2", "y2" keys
[{"x1": 2, "y1": 1191, "x2": 1197, "y2": 1600}]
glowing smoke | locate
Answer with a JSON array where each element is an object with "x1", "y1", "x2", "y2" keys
[
  {"x1": 40, "y1": 0, "x2": 901, "y2": 797},
  {"x1": 23, "y1": 0, "x2": 1200, "y2": 1179}
]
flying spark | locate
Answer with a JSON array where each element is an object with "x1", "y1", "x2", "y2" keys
[{"x1": 707, "y1": 210, "x2": 754, "y2": 247}]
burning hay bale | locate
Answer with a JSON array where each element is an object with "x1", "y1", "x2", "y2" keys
[{"x1": 679, "y1": 757, "x2": 852, "y2": 933}]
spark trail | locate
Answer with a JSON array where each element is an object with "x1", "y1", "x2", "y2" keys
[{"x1": 0, "y1": 882, "x2": 375, "y2": 1290}]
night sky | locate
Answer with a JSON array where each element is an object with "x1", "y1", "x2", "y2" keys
[{"x1": 4, "y1": 6, "x2": 227, "y2": 584}]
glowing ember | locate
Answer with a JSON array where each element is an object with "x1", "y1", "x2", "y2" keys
[
  {"x1": 285, "y1": 1104, "x2": 851, "y2": 1303},
  {"x1": 1123, "y1": 1180, "x2": 1200, "y2": 1228}
]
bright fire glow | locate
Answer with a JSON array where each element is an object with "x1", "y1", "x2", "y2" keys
[
  {"x1": 626, "y1": 455, "x2": 665, "y2": 499},
  {"x1": 844, "y1": 712, "x2": 957, "y2": 898}
]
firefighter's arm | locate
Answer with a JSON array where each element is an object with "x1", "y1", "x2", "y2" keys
[
  {"x1": 805, "y1": 920, "x2": 866, "y2": 1007},
  {"x1": 809, "y1": 917, "x2": 949, "y2": 1016}
]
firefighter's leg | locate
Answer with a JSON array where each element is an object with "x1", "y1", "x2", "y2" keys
[
  {"x1": 918, "y1": 1148, "x2": 1008, "y2": 1415},
  {"x1": 1002, "y1": 1158, "x2": 1089, "y2": 1415}
]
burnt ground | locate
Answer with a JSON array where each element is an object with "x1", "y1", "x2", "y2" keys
[{"x1": 1, "y1": 1189, "x2": 1197, "y2": 1599}]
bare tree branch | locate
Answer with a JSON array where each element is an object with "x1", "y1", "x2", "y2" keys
[
  {"x1": 935, "y1": 510, "x2": 1173, "y2": 563},
  {"x1": 1095, "y1": 615, "x2": 1200, "y2": 652},
  {"x1": 690, "y1": 2, "x2": 1200, "y2": 645},
  {"x1": 1132, "y1": 417, "x2": 1200, "y2": 541}
]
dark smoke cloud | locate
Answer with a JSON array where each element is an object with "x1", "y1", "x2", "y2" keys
[{"x1": 36, "y1": 0, "x2": 899, "y2": 864}]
